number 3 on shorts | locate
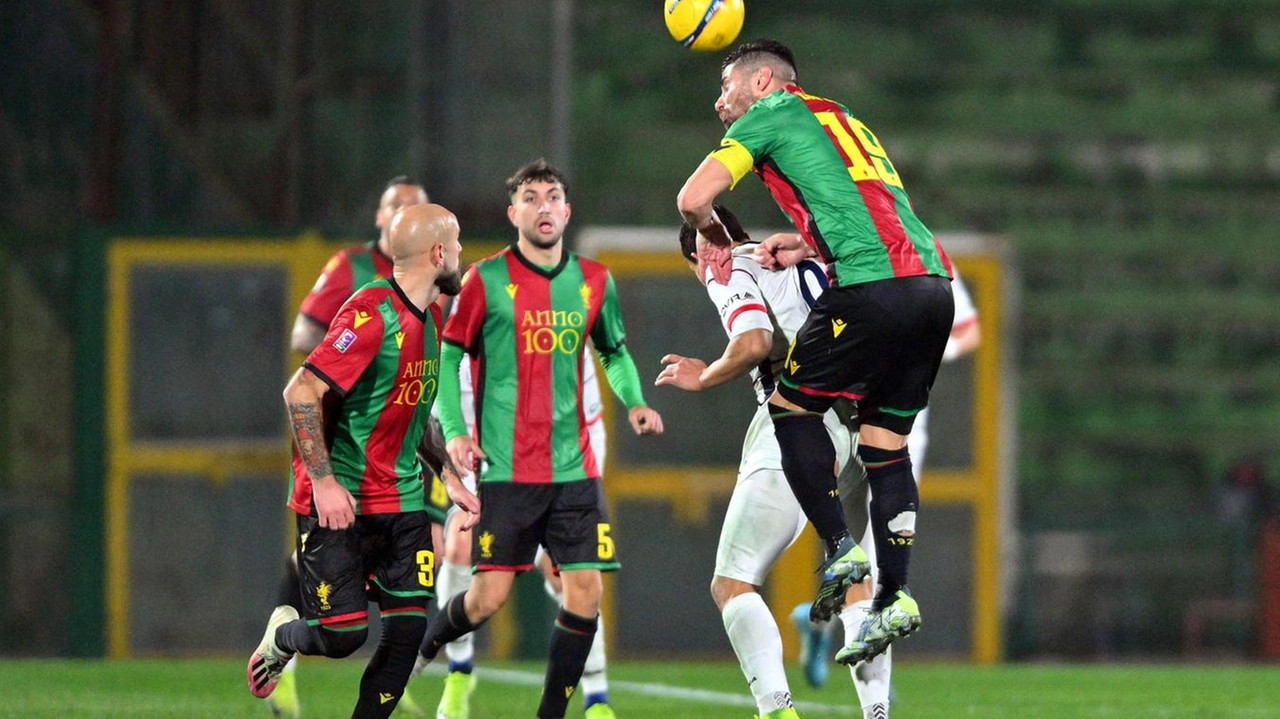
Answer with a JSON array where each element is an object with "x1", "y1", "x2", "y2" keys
[
  {"x1": 596, "y1": 524, "x2": 615, "y2": 560},
  {"x1": 416, "y1": 549, "x2": 436, "y2": 588}
]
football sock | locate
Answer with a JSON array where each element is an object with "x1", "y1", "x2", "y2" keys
[
  {"x1": 278, "y1": 617, "x2": 366, "y2": 659},
  {"x1": 861, "y1": 444, "x2": 917, "y2": 603},
  {"x1": 438, "y1": 561, "x2": 476, "y2": 670},
  {"x1": 351, "y1": 613, "x2": 427, "y2": 719},
  {"x1": 420, "y1": 592, "x2": 483, "y2": 664},
  {"x1": 537, "y1": 608, "x2": 597, "y2": 719},
  {"x1": 276, "y1": 556, "x2": 303, "y2": 612},
  {"x1": 579, "y1": 614, "x2": 609, "y2": 703},
  {"x1": 769, "y1": 408, "x2": 848, "y2": 545},
  {"x1": 844, "y1": 600, "x2": 892, "y2": 714},
  {"x1": 722, "y1": 592, "x2": 794, "y2": 715}
]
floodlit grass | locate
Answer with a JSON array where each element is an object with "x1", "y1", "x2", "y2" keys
[{"x1": 0, "y1": 658, "x2": 1277, "y2": 718}]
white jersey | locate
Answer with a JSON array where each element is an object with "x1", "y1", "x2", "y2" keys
[
  {"x1": 703, "y1": 244, "x2": 865, "y2": 586},
  {"x1": 701, "y1": 243, "x2": 830, "y2": 404}
]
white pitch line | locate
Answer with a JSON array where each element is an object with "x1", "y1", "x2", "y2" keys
[{"x1": 419, "y1": 664, "x2": 859, "y2": 715}]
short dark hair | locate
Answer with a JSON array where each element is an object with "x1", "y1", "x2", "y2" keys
[
  {"x1": 677, "y1": 204, "x2": 750, "y2": 263},
  {"x1": 505, "y1": 159, "x2": 569, "y2": 198},
  {"x1": 385, "y1": 175, "x2": 421, "y2": 190},
  {"x1": 722, "y1": 39, "x2": 798, "y2": 82}
]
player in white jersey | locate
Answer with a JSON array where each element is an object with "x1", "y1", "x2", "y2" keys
[
  {"x1": 655, "y1": 205, "x2": 890, "y2": 719},
  {"x1": 417, "y1": 327, "x2": 616, "y2": 719}
]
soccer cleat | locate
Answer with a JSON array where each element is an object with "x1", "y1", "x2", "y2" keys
[
  {"x1": 835, "y1": 589, "x2": 921, "y2": 666},
  {"x1": 247, "y1": 605, "x2": 299, "y2": 699},
  {"x1": 755, "y1": 709, "x2": 800, "y2": 719},
  {"x1": 790, "y1": 603, "x2": 830, "y2": 688},
  {"x1": 264, "y1": 664, "x2": 300, "y2": 718},
  {"x1": 584, "y1": 703, "x2": 617, "y2": 719},
  {"x1": 809, "y1": 536, "x2": 871, "y2": 623},
  {"x1": 435, "y1": 670, "x2": 477, "y2": 719},
  {"x1": 395, "y1": 685, "x2": 426, "y2": 718}
]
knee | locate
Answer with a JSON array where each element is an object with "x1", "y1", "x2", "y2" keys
[
  {"x1": 319, "y1": 627, "x2": 367, "y2": 659},
  {"x1": 710, "y1": 575, "x2": 753, "y2": 612},
  {"x1": 467, "y1": 584, "x2": 509, "y2": 621}
]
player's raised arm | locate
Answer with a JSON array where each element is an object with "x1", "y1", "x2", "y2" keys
[{"x1": 283, "y1": 367, "x2": 356, "y2": 530}]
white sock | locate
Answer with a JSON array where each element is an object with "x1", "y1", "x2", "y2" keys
[
  {"x1": 579, "y1": 614, "x2": 609, "y2": 698},
  {"x1": 843, "y1": 600, "x2": 892, "y2": 716},
  {"x1": 439, "y1": 561, "x2": 475, "y2": 666},
  {"x1": 722, "y1": 593, "x2": 793, "y2": 715},
  {"x1": 283, "y1": 654, "x2": 298, "y2": 674}
]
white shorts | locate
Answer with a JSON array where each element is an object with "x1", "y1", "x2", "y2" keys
[{"x1": 714, "y1": 404, "x2": 856, "y2": 586}]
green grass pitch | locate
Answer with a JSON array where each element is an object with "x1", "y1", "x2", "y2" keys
[{"x1": 0, "y1": 658, "x2": 1276, "y2": 717}]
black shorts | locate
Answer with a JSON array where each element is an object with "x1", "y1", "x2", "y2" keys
[
  {"x1": 777, "y1": 275, "x2": 954, "y2": 435},
  {"x1": 295, "y1": 511, "x2": 435, "y2": 630},
  {"x1": 472, "y1": 480, "x2": 619, "y2": 573},
  {"x1": 424, "y1": 473, "x2": 450, "y2": 525}
]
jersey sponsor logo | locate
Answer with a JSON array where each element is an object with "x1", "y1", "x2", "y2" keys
[
  {"x1": 478, "y1": 531, "x2": 496, "y2": 559},
  {"x1": 379, "y1": 693, "x2": 396, "y2": 704},
  {"x1": 353, "y1": 310, "x2": 373, "y2": 329},
  {"x1": 832, "y1": 318, "x2": 847, "y2": 338},
  {"x1": 520, "y1": 309, "x2": 586, "y2": 356},
  {"x1": 506, "y1": 283, "x2": 518, "y2": 299},
  {"x1": 717, "y1": 291, "x2": 759, "y2": 316},
  {"x1": 332, "y1": 328, "x2": 358, "y2": 353},
  {"x1": 395, "y1": 331, "x2": 405, "y2": 349},
  {"x1": 393, "y1": 358, "x2": 440, "y2": 406},
  {"x1": 317, "y1": 582, "x2": 333, "y2": 611}
]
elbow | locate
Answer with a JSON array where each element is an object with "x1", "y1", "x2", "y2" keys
[
  {"x1": 676, "y1": 182, "x2": 708, "y2": 223},
  {"x1": 741, "y1": 330, "x2": 772, "y2": 365}
]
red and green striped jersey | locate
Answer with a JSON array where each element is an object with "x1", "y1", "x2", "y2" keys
[
  {"x1": 710, "y1": 84, "x2": 952, "y2": 287},
  {"x1": 440, "y1": 246, "x2": 630, "y2": 484},
  {"x1": 289, "y1": 278, "x2": 443, "y2": 515},
  {"x1": 298, "y1": 240, "x2": 394, "y2": 328}
]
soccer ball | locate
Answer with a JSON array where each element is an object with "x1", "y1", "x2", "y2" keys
[{"x1": 664, "y1": 0, "x2": 744, "y2": 52}]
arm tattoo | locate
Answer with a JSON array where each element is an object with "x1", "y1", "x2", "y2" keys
[{"x1": 288, "y1": 401, "x2": 333, "y2": 480}]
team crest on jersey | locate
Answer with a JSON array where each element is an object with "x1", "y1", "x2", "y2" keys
[
  {"x1": 317, "y1": 581, "x2": 333, "y2": 611},
  {"x1": 333, "y1": 328, "x2": 358, "y2": 353},
  {"x1": 478, "y1": 531, "x2": 496, "y2": 559}
]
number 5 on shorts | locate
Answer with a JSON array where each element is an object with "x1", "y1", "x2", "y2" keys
[
  {"x1": 416, "y1": 549, "x2": 436, "y2": 588},
  {"x1": 597, "y1": 524, "x2": 615, "y2": 560}
]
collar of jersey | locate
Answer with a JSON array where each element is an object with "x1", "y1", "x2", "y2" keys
[
  {"x1": 388, "y1": 276, "x2": 427, "y2": 323},
  {"x1": 509, "y1": 243, "x2": 570, "y2": 279}
]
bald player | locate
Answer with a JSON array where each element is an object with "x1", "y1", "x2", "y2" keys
[{"x1": 248, "y1": 204, "x2": 479, "y2": 719}]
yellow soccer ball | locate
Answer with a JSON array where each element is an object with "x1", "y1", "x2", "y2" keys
[{"x1": 664, "y1": 0, "x2": 745, "y2": 52}]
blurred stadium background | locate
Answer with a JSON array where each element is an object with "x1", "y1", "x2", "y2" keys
[{"x1": 3, "y1": 0, "x2": 1279, "y2": 680}]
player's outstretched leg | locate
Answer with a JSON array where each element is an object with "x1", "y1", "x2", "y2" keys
[
  {"x1": 248, "y1": 605, "x2": 300, "y2": 699},
  {"x1": 266, "y1": 556, "x2": 304, "y2": 717},
  {"x1": 838, "y1": 445, "x2": 922, "y2": 663},
  {"x1": 768, "y1": 405, "x2": 870, "y2": 621},
  {"x1": 790, "y1": 603, "x2": 831, "y2": 688}
]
